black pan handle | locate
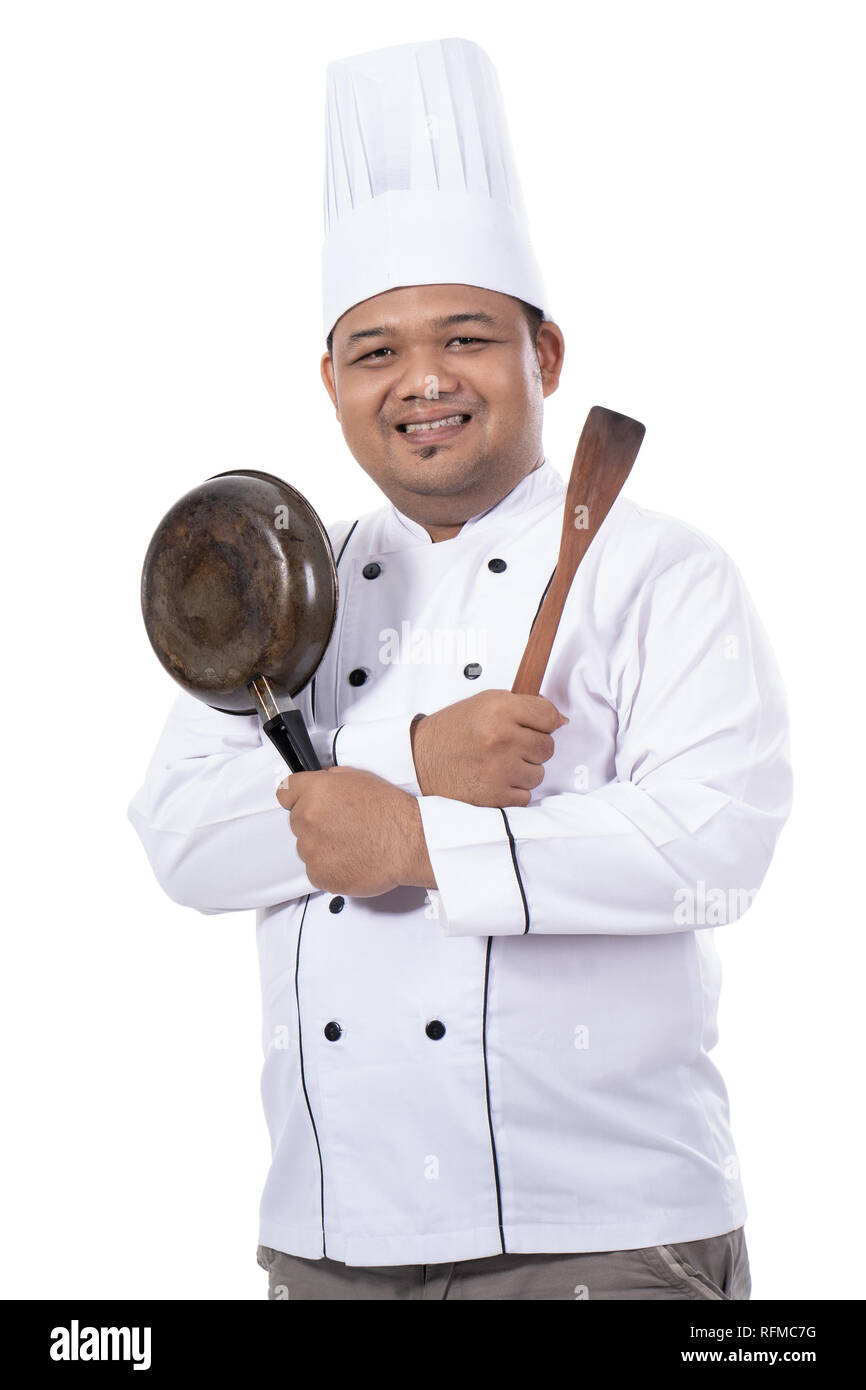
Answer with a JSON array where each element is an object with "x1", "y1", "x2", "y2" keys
[{"x1": 263, "y1": 708, "x2": 322, "y2": 772}]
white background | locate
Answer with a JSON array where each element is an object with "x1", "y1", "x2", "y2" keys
[{"x1": 1, "y1": 0, "x2": 862, "y2": 1300}]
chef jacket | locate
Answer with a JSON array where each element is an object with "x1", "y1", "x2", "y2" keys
[{"x1": 127, "y1": 458, "x2": 792, "y2": 1266}]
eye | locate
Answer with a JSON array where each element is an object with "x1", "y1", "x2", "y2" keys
[
  {"x1": 354, "y1": 346, "x2": 394, "y2": 362},
  {"x1": 447, "y1": 336, "x2": 484, "y2": 347}
]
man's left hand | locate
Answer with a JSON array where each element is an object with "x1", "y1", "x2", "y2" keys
[{"x1": 276, "y1": 766, "x2": 436, "y2": 897}]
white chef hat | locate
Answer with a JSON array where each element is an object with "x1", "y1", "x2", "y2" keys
[{"x1": 322, "y1": 36, "x2": 549, "y2": 342}]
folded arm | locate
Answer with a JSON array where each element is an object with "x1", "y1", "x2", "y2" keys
[
  {"x1": 127, "y1": 690, "x2": 319, "y2": 912},
  {"x1": 418, "y1": 550, "x2": 793, "y2": 936},
  {"x1": 127, "y1": 686, "x2": 430, "y2": 913}
]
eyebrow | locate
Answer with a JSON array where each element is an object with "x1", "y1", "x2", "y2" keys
[{"x1": 343, "y1": 311, "x2": 499, "y2": 349}]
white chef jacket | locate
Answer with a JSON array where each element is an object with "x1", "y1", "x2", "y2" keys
[{"x1": 127, "y1": 458, "x2": 792, "y2": 1266}]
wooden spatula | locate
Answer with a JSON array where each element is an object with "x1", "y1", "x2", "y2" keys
[{"x1": 511, "y1": 405, "x2": 646, "y2": 696}]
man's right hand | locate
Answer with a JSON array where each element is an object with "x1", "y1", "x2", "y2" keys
[{"x1": 410, "y1": 689, "x2": 568, "y2": 807}]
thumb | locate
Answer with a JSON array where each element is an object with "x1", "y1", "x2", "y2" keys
[
  {"x1": 519, "y1": 694, "x2": 570, "y2": 733},
  {"x1": 276, "y1": 772, "x2": 299, "y2": 809}
]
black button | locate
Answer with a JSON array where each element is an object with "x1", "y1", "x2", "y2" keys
[
  {"x1": 362, "y1": 562, "x2": 382, "y2": 579},
  {"x1": 463, "y1": 662, "x2": 482, "y2": 679},
  {"x1": 488, "y1": 557, "x2": 507, "y2": 573},
  {"x1": 328, "y1": 896, "x2": 345, "y2": 914},
  {"x1": 348, "y1": 668, "x2": 368, "y2": 686},
  {"x1": 425, "y1": 1020, "x2": 446, "y2": 1040},
  {"x1": 324, "y1": 1021, "x2": 342, "y2": 1041}
]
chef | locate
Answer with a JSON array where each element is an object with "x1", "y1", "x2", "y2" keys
[{"x1": 128, "y1": 37, "x2": 792, "y2": 1301}]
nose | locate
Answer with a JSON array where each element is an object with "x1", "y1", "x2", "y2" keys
[{"x1": 393, "y1": 343, "x2": 462, "y2": 402}]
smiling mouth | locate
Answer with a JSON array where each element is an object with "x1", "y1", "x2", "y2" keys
[{"x1": 396, "y1": 413, "x2": 472, "y2": 434}]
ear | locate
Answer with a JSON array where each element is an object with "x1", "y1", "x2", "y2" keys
[
  {"x1": 320, "y1": 352, "x2": 340, "y2": 418},
  {"x1": 536, "y1": 321, "x2": 565, "y2": 400}
]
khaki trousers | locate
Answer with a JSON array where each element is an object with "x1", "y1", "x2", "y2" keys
[{"x1": 256, "y1": 1226, "x2": 750, "y2": 1300}]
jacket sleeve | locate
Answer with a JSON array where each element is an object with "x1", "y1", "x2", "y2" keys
[
  {"x1": 317, "y1": 714, "x2": 423, "y2": 794},
  {"x1": 128, "y1": 690, "x2": 426, "y2": 914},
  {"x1": 127, "y1": 688, "x2": 318, "y2": 914},
  {"x1": 417, "y1": 549, "x2": 793, "y2": 937}
]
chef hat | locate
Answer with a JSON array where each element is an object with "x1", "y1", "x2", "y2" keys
[{"x1": 322, "y1": 36, "x2": 549, "y2": 341}]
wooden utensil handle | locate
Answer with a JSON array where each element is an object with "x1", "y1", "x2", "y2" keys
[
  {"x1": 512, "y1": 566, "x2": 569, "y2": 696},
  {"x1": 512, "y1": 406, "x2": 646, "y2": 698}
]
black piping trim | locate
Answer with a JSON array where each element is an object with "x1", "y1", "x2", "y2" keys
[
  {"x1": 529, "y1": 565, "x2": 557, "y2": 633},
  {"x1": 481, "y1": 937, "x2": 506, "y2": 1253},
  {"x1": 499, "y1": 807, "x2": 530, "y2": 934},
  {"x1": 294, "y1": 893, "x2": 327, "y2": 1256},
  {"x1": 335, "y1": 519, "x2": 359, "y2": 565},
  {"x1": 310, "y1": 520, "x2": 358, "y2": 726},
  {"x1": 331, "y1": 725, "x2": 343, "y2": 766}
]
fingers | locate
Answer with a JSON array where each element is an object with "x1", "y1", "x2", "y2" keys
[
  {"x1": 275, "y1": 770, "x2": 311, "y2": 809},
  {"x1": 510, "y1": 694, "x2": 569, "y2": 734},
  {"x1": 503, "y1": 786, "x2": 533, "y2": 808},
  {"x1": 513, "y1": 727, "x2": 557, "y2": 765},
  {"x1": 510, "y1": 759, "x2": 546, "y2": 791}
]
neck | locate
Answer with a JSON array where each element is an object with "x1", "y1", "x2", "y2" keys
[{"x1": 422, "y1": 454, "x2": 545, "y2": 542}]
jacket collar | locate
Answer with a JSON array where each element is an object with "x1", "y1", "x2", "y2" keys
[{"x1": 387, "y1": 457, "x2": 564, "y2": 547}]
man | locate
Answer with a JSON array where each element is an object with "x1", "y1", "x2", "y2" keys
[{"x1": 128, "y1": 37, "x2": 791, "y2": 1300}]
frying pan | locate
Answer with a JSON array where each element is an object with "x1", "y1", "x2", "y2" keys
[{"x1": 141, "y1": 469, "x2": 337, "y2": 772}]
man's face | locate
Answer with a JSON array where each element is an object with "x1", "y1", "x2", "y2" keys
[{"x1": 321, "y1": 284, "x2": 564, "y2": 536}]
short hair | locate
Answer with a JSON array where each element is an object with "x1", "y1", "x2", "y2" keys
[
  {"x1": 518, "y1": 299, "x2": 545, "y2": 343},
  {"x1": 326, "y1": 296, "x2": 544, "y2": 356}
]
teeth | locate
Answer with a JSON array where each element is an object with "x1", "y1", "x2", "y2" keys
[{"x1": 403, "y1": 415, "x2": 466, "y2": 433}]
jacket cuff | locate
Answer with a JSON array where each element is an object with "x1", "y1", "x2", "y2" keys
[
  {"x1": 323, "y1": 713, "x2": 423, "y2": 795},
  {"x1": 417, "y1": 796, "x2": 529, "y2": 937}
]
